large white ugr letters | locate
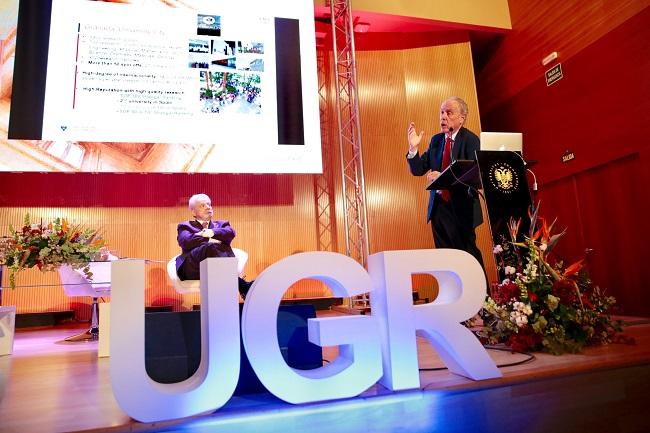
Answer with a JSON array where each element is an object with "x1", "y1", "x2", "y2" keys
[
  {"x1": 110, "y1": 258, "x2": 241, "y2": 422},
  {"x1": 369, "y1": 249, "x2": 501, "y2": 390},
  {"x1": 242, "y1": 252, "x2": 382, "y2": 404},
  {"x1": 109, "y1": 250, "x2": 501, "y2": 423}
]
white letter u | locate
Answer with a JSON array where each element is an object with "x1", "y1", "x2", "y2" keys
[{"x1": 109, "y1": 258, "x2": 240, "y2": 422}]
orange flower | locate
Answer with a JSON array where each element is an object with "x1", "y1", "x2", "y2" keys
[
  {"x1": 563, "y1": 259, "x2": 584, "y2": 277},
  {"x1": 531, "y1": 218, "x2": 551, "y2": 244},
  {"x1": 508, "y1": 217, "x2": 522, "y2": 242},
  {"x1": 62, "y1": 218, "x2": 69, "y2": 233}
]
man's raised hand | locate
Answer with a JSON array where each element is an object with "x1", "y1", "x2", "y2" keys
[{"x1": 407, "y1": 122, "x2": 424, "y2": 153}]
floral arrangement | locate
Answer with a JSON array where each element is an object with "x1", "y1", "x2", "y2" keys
[
  {"x1": 0, "y1": 213, "x2": 105, "y2": 289},
  {"x1": 479, "y1": 205, "x2": 623, "y2": 355}
]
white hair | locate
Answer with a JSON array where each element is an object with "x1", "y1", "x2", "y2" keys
[
  {"x1": 188, "y1": 193, "x2": 211, "y2": 212},
  {"x1": 446, "y1": 96, "x2": 469, "y2": 117}
]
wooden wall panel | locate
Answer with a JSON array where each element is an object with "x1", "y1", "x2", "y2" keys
[
  {"x1": 477, "y1": 3, "x2": 650, "y2": 315},
  {"x1": 356, "y1": 42, "x2": 496, "y2": 283},
  {"x1": 1, "y1": 40, "x2": 501, "y2": 315},
  {"x1": 477, "y1": 0, "x2": 650, "y2": 114},
  {"x1": 538, "y1": 154, "x2": 649, "y2": 316},
  {"x1": 571, "y1": 155, "x2": 647, "y2": 315},
  {"x1": 0, "y1": 176, "x2": 325, "y2": 313}
]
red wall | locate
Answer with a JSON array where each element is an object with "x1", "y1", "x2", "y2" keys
[
  {"x1": 0, "y1": 172, "x2": 294, "y2": 207},
  {"x1": 478, "y1": 7, "x2": 650, "y2": 315}
]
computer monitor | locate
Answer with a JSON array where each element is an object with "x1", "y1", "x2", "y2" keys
[{"x1": 480, "y1": 132, "x2": 523, "y2": 153}]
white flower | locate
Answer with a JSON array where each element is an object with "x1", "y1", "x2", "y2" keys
[
  {"x1": 509, "y1": 310, "x2": 529, "y2": 327},
  {"x1": 524, "y1": 262, "x2": 538, "y2": 278},
  {"x1": 512, "y1": 301, "x2": 533, "y2": 315},
  {"x1": 493, "y1": 245, "x2": 503, "y2": 254},
  {"x1": 540, "y1": 243, "x2": 548, "y2": 251},
  {"x1": 505, "y1": 265, "x2": 516, "y2": 275},
  {"x1": 501, "y1": 278, "x2": 511, "y2": 285}
]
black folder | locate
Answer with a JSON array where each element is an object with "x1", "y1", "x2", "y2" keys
[{"x1": 426, "y1": 159, "x2": 480, "y2": 190}]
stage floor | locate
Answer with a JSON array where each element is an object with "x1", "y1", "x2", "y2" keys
[{"x1": 1, "y1": 311, "x2": 649, "y2": 433}]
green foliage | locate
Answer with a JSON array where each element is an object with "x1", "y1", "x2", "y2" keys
[
  {"x1": 479, "y1": 207, "x2": 622, "y2": 354},
  {"x1": 0, "y1": 213, "x2": 105, "y2": 288}
]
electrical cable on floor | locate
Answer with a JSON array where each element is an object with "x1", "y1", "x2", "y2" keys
[
  {"x1": 418, "y1": 345, "x2": 536, "y2": 371},
  {"x1": 323, "y1": 345, "x2": 535, "y2": 373},
  {"x1": 418, "y1": 346, "x2": 536, "y2": 391}
]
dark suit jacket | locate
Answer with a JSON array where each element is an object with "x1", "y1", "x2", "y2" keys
[
  {"x1": 407, "y1": 126, "x2": 482, "y2": 228},
  {"x1": 175, "y1": 219, "x2": 236, "y2": 275}
]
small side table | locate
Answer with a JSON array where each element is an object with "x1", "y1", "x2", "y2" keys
[{"x1": 0, "y1": 305, "x2": 16, "y2": 356}]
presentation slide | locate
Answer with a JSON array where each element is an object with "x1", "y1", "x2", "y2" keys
[{"x1": 6, "y1": 0, "x2": 322, "y2": 174}]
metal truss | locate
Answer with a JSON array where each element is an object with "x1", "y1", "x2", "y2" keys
[
  {"x1": 314, "y1": 42, "x2": 338, "y2": 254},
  {"x1": 329, "y1": 0, "x2": 370, "y2": 309}
]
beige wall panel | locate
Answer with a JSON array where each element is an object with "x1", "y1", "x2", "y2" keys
[
  {"x1": 354, "y1": 50, "x2": 430, "y2": 253},
  {"x1": 314, "y1": 0, "x2": 511, "y2": 30},
  {"x1": 1, "y1": 42, "x2": 499, "y2": 315},
  {"x1": 402, "y1": 42, "x2": 480, "y2": 133},
  {"x1": 356, "y1": 43, "x2": 495, "y2": 279},
  {"x1": 0, "y1": 185, "x2": 327, "y2": 313}
]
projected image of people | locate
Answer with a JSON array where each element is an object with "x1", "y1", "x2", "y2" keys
[
  {"x1": 199, "y1": 71, "x2": 261, "y2": 115},
  {"x1": 238, "y1": 41, "x2": 264, "y2": 54}
]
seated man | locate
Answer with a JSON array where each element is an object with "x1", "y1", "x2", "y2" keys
[{"x1": 176, "y1": 193, "x2": 252, "y2": 299}]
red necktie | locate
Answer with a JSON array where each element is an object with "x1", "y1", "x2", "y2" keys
[
  {"x1": 201, "y1": 221, "x2": 209, "y2": 229},
  {"x1": 440, "y1": 136, "x2": 453, "y2": 201}
]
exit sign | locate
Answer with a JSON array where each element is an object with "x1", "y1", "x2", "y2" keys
[{"x1": 545, "y1": 63, "x2": 563, "y2": 86}]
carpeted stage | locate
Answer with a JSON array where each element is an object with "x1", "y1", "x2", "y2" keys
[{"x1": 1, "y1": 311, "x2": 649, "y2": 433}]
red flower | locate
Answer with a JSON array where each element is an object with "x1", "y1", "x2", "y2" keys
[
  {"x1": 581, "y1": 293, "x2": 594, "y2": 310},
  {"x1": 508, "y1": 328, "x2": 542, "y2": 352},
  {"x1": 551, "y1": 279, "x2": 578, "y2": 305},
  {"x1": 492, "y1": 280, "x2": 520, "y2": 305},
  {"x1": 527, "y1": 290, "x2": 539, "y2": 302}
]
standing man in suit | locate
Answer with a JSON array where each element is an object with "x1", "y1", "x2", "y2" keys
[
  {"x1": 176, "y1": 193, "x2": 252, "y2": 299},
  {"x1": 406, "y1": 96, "x2": 485, "y2": 270}
]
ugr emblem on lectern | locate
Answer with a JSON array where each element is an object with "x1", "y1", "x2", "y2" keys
[
  {"x1": 489, "y1": 162, "x2": 519, "y2": 193},
  {"x1": 476, "y1": 150, "x2": 532, "y2": 246}
]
